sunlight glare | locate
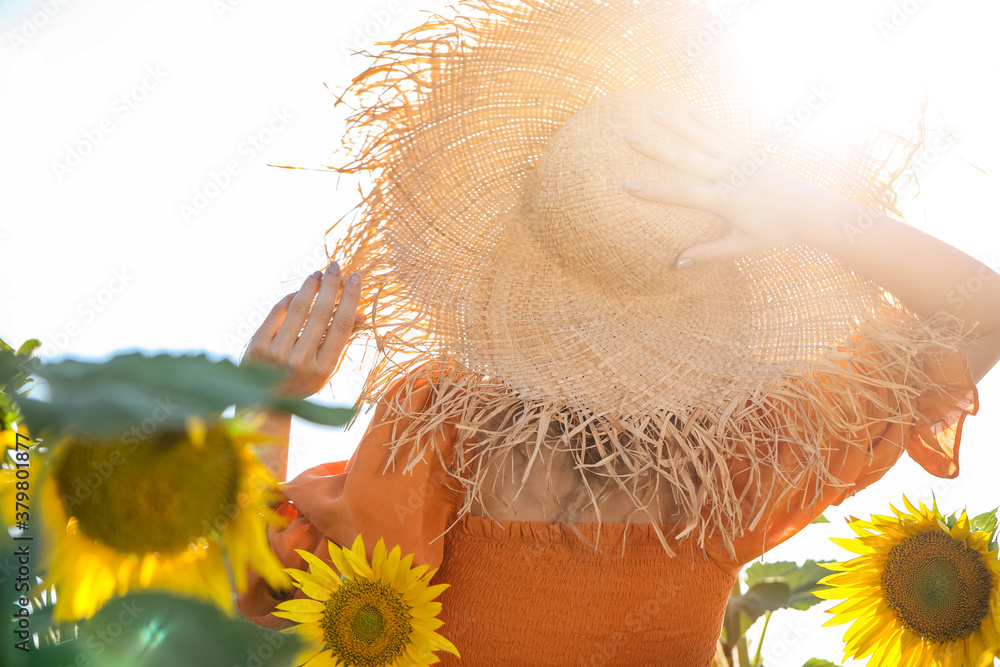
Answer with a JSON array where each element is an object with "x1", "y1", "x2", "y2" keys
[{"x1": 722, "y1": 0, "x2": 940, "y2": 141}]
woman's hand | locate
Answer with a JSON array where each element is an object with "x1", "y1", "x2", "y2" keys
[
  {"x1": 622, "y1": 99, "x2": 849, "y2": 267},
  {"x1": 242, "y1": 261, "x2": 363, "y2": 400},
  {"x1": 623, "y1": 97, "x2": 1000, "y2": 383}
]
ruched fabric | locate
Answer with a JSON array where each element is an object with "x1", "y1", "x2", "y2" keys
[
  {"x1": 238, "y1": 347, "x2": 978, "y2": 665},
  {"x1": 434, "y1": 515, "x2": 739, "y2": 666}
]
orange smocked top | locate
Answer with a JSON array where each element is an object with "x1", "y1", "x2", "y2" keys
[{"x1": 238, "y1": 344, "x2": 977, "y2": 666}]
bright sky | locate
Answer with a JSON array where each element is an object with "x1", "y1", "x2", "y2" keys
[{"x1": 2, "y1": 0, "x2": 999, "y2": 665}]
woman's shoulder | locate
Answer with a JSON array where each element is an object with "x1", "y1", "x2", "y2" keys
[{"x1": 377, "y1": 359, "x2": 465, "y2": 407}]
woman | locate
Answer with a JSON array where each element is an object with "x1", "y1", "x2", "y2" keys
[{"x1": 237, "y1": 0, "x2": 997, "y2": 664}]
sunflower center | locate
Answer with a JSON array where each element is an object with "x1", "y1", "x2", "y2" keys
[
  {"x1": 882, "y1": 530, "x2": 993, "y2": 642},
  {"x1": 321, "y1": 578, "x2": 412, "y2": 667},
  {"x1": 54, "y1": 425, "x2": 240, "y2": 554},
  {"x1": 352, "y1": 603, "x2": 386, "y2": 644}
]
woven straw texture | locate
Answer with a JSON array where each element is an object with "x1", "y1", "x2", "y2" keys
[{"x1": 325, "y1": 0, "x2": 970, "y2": 555}]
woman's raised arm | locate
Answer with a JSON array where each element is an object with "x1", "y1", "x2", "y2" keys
[
  {"x1": 798, "y1": 199, "x2": 1000, "y2": 384},
  {"x1": 623, "y1": 100, "x2": 1000, "y2": 383},
  {"x1": 238, "y1": 261, "x2": 363, "y2": 480}
]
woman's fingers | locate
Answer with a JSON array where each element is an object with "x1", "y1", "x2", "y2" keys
[
  {"x1": 270, "y1": 272, "x2": 323, "y2": 357},
  {"x1": 675, "y1": 228, "x2": 775, "y2": 268},
  {"x1": 683, "y1": 102, "x2": 746, "y2": 149},
  {"x1": 624, "y1": 180, "x2": 724, "y2": 216},
  {"x1": 317, "y1": 272, "x2": 362, "y2": 368},
  {"x1": 237, "y1": 263, "x2": 364, "y2": 401},
  {"x1": 298, "y1": 261, "x2": 342, "y2": 350},
  {"x1": 649, "y1": 106, "x2": 728, "y2": 157},
  {"x1": 625, "y1": 133, "x2": 730, "y2": 182},
  {"x1": 247, "y1": 292, "x2": 295, "y2": 355}
]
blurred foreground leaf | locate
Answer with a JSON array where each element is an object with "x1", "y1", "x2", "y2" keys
[
  {"x1": 12, "y1": 352, "x2": 354, "y2": 436},
  {"x1": 9, "y1": 591, "x2": 301, "y2": 667}
]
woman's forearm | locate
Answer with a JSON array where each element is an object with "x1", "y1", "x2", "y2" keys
[
  {"x1": 236, "y1": 261, "x2": 363, "y2": 483},
  {"x1": 622, "y1": 102, "x2": 1000, "y2": 381},
  {"x1": 801, "y1": 195, "x2": 1000, "y2": 382}
]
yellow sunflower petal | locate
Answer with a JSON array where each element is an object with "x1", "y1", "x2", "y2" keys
[
  {"x1": 273, "y1": 609, "x2": 326, "y2": 624},
  {"x1": 350, "y1": 533, "x2": 368, "y2": 565},
  {"x1": 830, "y1": 536, "x2": 874, "y2": 555},
  {"x1": 372, "y1": 536, "x2": 388, "y2": 580},
  {"x1": 38, "y1": 419, "x2": 295, "y2": 620},
  {"x1": 293, "y1": 538, "x2": 457, "y2": 667},
  {"x1": 425, "y1": 631, "x2": 460, "y2": 656},
  {"x1": 295, "y1": 549, "x2": 344, "y2": 589},
  {"x1": 822, "y1": 497, "x2": 1000, "y2": 667},
  {"x1": 294, "y1": 622, "x2": 326, "y2": 642},
  {"x1": 302, "y1": 647, "x2": 338, "y2": 667},
  {"x1": 276, "y1": 598, "x2": 327, "y2": 614}
]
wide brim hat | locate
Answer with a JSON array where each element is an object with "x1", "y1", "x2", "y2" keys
[{"x1": 327, "y1": 0, "x2": 969, "y2": 555}]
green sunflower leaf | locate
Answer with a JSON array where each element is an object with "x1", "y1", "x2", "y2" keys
[
  {"x1": 0, "y1": 337, "x2": 39, "y2": 391},
  {"x1": 744, "y1": 560, "x2": 832, "y2": 610},
  {"x1": 970, "y1": 508, "x2": 999, "y2": 535},
  {"x1": 15, "y1": 339, "x2": 41, "y2": 358},
  {"x1": 809, "y1": 514, "x2": 830, "y2": 524},
  {"x1": 802, "y1": 659, "x2": 843, "y2": 667},
  {"x1": 728, "y1": 581, "x2": 791, "y2": 628},
  {"x1": 723, "y1": 561, "x2": 833, "y2": 661},
  {"x1": 14, "y1": 352, "x2": 356, "y2": 436},
  {"x1": 0, "y1": 337, "x2": 40, "y2": 431},
  {"x1": 15, "y1": 592, "x2": 302, "y2": 667}
]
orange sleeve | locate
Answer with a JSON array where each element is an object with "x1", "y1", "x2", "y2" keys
[
  {"x1": 721, "y1": 340, "x2": 978, "y2": 567},
  {"x1": 237, "y1": 369, "x2": 464, "y2": 629}
]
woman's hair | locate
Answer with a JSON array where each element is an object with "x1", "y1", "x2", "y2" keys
[{"x1": 468, "y1": 401, "x2": 687, "y2": 528}]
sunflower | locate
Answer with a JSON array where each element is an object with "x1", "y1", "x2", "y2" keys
[
  {"x1": 817, "y1": 496, "x2": 1000, "y2": 666},
  {"x1": 39, "y1": 416, "x2": 291, "y2": 621},
  {"x1": 0, "y1": 426, "x2": 35, "y2": 530},
  {"x1": 274, "y1": 534, "x2": 459, "y2": 667}
]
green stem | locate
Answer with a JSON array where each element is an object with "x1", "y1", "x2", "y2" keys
[
  {"x1": 737, "y1": 633, "x2": 751, "y2": 667},
  {"x1": 752, "y1": 611, "x2": 772, "y2": 667},
  {"x1": 729, "y1": 579, "x2": 752, "y2": 667}
]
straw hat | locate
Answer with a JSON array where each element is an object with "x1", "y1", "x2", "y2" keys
[{"x1": 328, "y1": 0, "x2": 966, "y2": 555}]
